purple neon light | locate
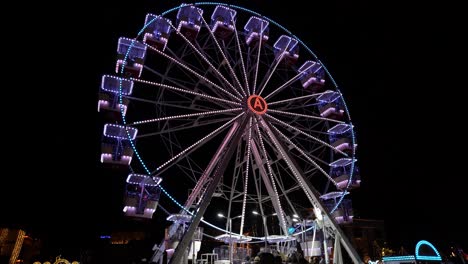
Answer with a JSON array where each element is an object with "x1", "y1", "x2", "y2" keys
[
  {"x1": 211, "y1": 21, "x2": 235, "y2": 33},
  {"x1": 100, "y1": 154, "x2": 132, "y2": 165},
  {"x1": 329, "y1": 158, "x2": 355, "y2": 167},
  {"x1": 327, "y1": 123, "x2": 353, "y2": 134},
  {"x1": 302, "y1": 77, "x2": 325, "y2": 88},
  {"x1": 320, "y1": 191, "x2": 349, "y2": 200},
  {"x1": 103, "y1": 124, "x2": 138, "y2": 140},
  {"x1": 176, "y1": 5, "x2": 203, "y2": 24},
  {"x1": 101, "y1": 75, "x2": 134, "y2": 95},
  {"x1": 177, "y1": 20, "x2": 201, "y2": 30},
  {"x1": 244, "y1": 16, "x2": 269, "y2": 35},
  {"x1": 166, "y1": 213, "x2": 192, "y2": 223},
  {"x1": 98, "y1": 100, "x2": 127, "y2": 114},
  {"x1": 274, "y1": 35, "x2": 299, "y2": 57},
  {"x1": 211, "y1": 5, "x2": 237, "y2": 22},
  {"x1": 117, "y1": 37, "x2": 147, "y2": 59},
  {"x1": 320, "y1": 107, "x2": 344, "y2": 117},
  {"x1": 210, "y1": 6, "x2": 236, "y2": 32},
  {"x1": 298, "y1": 60, "x2": 322, "y2": 73},
  {"x1": 115, "y1": 60, "x2": 143, "y2": 77},
  {"x1": 317, "y1": 90, "x2": 340, "y2": 103},
  {"x1": 335, "y1": 174, "x2": 361, "y2": 187},
  {"x1": 333, "y1": 142, "x2": 352, "y2": 151},
  {"x1": 126, "y1": 173, "x2": 162, "y2": 186},
  {"x1": 144, "y1": 14, "x2": 172, "y2": 34}
]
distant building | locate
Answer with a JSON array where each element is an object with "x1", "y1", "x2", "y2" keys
[
  {"x1": 81, "y1": 231, "x2": 152, "y2": 264},
  {"x1": 109, "y1": 231, "x2": 146, "y2": 245},
  {"x1": 341, "y1": 218, "x2": 386, "y2": 260}
]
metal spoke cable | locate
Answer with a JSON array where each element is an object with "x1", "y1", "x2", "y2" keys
[
  {"x1": 168, "y1": 22, "x2": 244, "y2": 99},
  {"x1": 155, "y1": 112, "x2": 245, "y2": 172},
  {"x1": 144, "y1": 43, "x2": 241, "y2": 102},
  {"x1": 265, "y1": 113, "x2": 348, "y2": 156},
  {"x1": 130, "y1": 108, "x2": 242, "y2": 125},
  {"x1": 130, "y1": 78, "x2": 241, "y2": 106},
  {"x1": 198, "y1": 11, "x2": 246, "y2": 97}
]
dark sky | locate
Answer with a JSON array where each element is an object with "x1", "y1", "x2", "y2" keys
[{"x1": 3, "y1": 0, "x2": 465, "y2": 256}]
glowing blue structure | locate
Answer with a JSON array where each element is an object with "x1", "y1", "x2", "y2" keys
[{"x1": 382, "y1": 240, "x2": 442, "y2": 264}]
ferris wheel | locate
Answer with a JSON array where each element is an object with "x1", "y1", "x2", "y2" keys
[{"x1": 98, "y1": 2, "x2": 362, "y2": 264}]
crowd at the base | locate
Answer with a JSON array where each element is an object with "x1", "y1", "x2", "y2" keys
[{"x1": 245, "y1": 250, "x2": 325, "y2": 264}]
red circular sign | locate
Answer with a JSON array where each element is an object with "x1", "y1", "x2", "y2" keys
[{"x1": 247, "y1": 95, "x2": 268, "y2": 115}]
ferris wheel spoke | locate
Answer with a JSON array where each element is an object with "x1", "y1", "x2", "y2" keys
[
  {"x1": 252, "y1": 33, "x2": 263, "y2": 95},
  {"x1": 168, "y1": 23, "x2": 244, "y2": 99},
  {"x1": 126, "y1": 97, "x2": 225, "y2": 114},
  {"x1": 220, "y1": 41, "x2": 249, "y2": 95},
  {"x1": 137, "y1": 117, "x2": 234, "y2": 138},
  {"x1": 144, "y1": 64, "x2": 195, "y2": 90},
  {"x1": 143, "y1": 66, "x2": 232, "y2": 110},
  {"x1": 253, "y1": 118, "x2": 288, "y2": 234},
  {"x1": 165, "y1": 45, "x2": 230, "y2": 101},
  {"x1": 130, "y1": 108, "x2": 242, "y2": 125},
  {"x1": 152, "y1": 112, "x2": 245, "y2": 174},
  {"x1": 289, "y1": 140, "x2": 330, "y2": 167},
  {"x1": 263, "y1": 63, "x2": 315, "y2": 100},
  {"x1": 258, "y1": 140, "x2": 303, "y2": 217},
  {"x1": 198, "y1": 12, "x2": 246, "y2": 97},
  {"x1": 268, "y1": 113, "x2": 329, "y2": 138},
  {"x1": 239, "y1": 117, "x2": 253, "y2": 235},
  {"x1": 270, "y1": 124, "x2": 337, "y2": 185},
  {"x1": 144, "y1": 43, "x2": 242, "y2": 102},
  {"x1": 130, "y1": 78, "x2": 241, "y2": 106},
  {"x1": 257, "y1": 117, "x2": 337, "y2": 212},
  {"x1": 232, "y1": 20, "x2": 250, "y2": 96},
  {"x1": 268, "y1": 92, "x2": 329, "y2": 106},
  {"x1": 268, "y1": 109, "x2": 345, "y2": 124},
  {"x1": 159, "y1": 131, "x2": 204, "y2": 182},
  {"x1": 265, "y1": 113, "x2": 348, "y2": 157},
  {"x1": 257, "y1": 53, "x2": 284, "y2": 97}
]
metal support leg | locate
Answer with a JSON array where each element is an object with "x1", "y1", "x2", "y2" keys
[
  {"x1": 169, "y1": 118, "x2": 248, "y2": 264},
  {"x1": 258, "y1": 117, "x2": 362, "y2": 264}
]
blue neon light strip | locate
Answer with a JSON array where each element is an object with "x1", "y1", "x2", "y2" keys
[
  {"x1": 382, "y1": 254, "x2": 442, "y2": 262},
  {"x1": 382, "y1": 255, "x2": 415, "y2": 261},
  {"x1": 415, "y1": 240, "x2": 442, "y2": 261}
]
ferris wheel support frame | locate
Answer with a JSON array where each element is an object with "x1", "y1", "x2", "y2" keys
[
  {"x1": 250, "y1": 140, "x2": 289, "y2": 235},
  {"x1": 169, "y1": 117, "x2": 249, "y2": 264},
  {"x1": 102, "y1": 4, "x2": 365, "y2": 264},
  {"x1": 257, "y1": 117, "x2": 361, "y2": 264}
]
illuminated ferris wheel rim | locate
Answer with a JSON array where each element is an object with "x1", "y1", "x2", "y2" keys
[{"x1": 112, "y1": 2, "x2": 359, "y2": 239}]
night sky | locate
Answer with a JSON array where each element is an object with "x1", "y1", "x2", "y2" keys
[{"x1": 3, "y1": 0, "x2": 465, "y2": 258}]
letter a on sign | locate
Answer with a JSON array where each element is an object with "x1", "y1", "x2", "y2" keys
[
  {"x1": 247, "y1": 95, "x2": 267, "y2": 115},
  {"x1": 254, "y1": 98, "x2": 264, "y2": 111}
]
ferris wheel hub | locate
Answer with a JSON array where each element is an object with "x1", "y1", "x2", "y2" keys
[{"x1": 247, "y1": 95, "x2": 268, "y2": 115}]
